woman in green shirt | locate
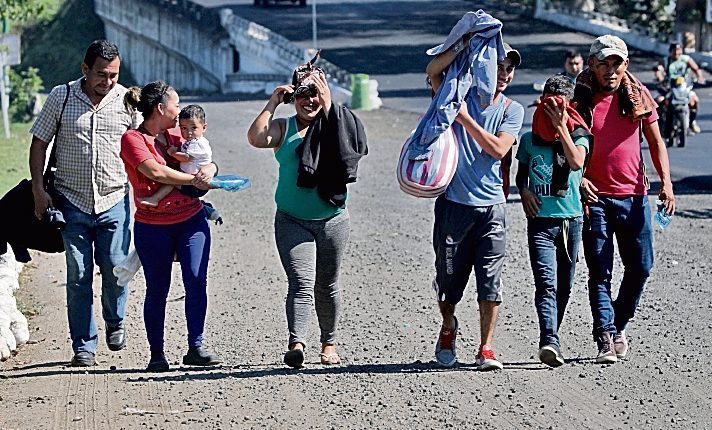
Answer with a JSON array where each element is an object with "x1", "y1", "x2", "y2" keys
[{"x1": 247, "y1": 70, "x2": 349, "y2": 368}]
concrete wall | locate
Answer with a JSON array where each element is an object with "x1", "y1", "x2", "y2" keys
[
  {"x1": 95, "y1": 0, "x2": 231, "y2": 92},
  {"x1": 93, "y1": 0, "x2": 354, "y2": 94}
]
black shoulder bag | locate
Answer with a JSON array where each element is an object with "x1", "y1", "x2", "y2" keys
[{"x1": 0, "y1": 84, "x2": 71, "y2": 262}]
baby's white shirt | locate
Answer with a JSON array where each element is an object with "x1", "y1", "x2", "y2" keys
[{"x1": 180, "y1": 136, "x2": 212, "y2": 174}]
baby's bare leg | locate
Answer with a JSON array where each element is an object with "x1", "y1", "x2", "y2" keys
[{"x1": 139, "y1": 185, "x2": 174, "y2": 207}]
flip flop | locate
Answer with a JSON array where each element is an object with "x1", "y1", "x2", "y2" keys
[
  {"x1": 284, "y1": 349, "x2": 305, "y2": 369},
  {"x1": 319, "y1": 353, "x2": 341, "y2": 365}
]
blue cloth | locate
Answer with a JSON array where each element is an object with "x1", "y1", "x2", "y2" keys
[
  {"x1": 445, "y1": 96, "x2": 524, "y2": 206},
  {"x1": 211, "y1": 175, "x2": 251, "y2": 192},
  {"x1": 409, "y1": 10, "x2": 504, "y2": 160},
  {"x1": 583, "y1": 196, "x2": 654, "y2": 338},
  {"x1": 60, "y1": 194, "x2": 130, "y2": 354},
  {"x1": 528, "y1": 217, "x2": 582, "y2": 348},
  {"x1": 134, "y1": 211, "x2": 211, "y2": 352}
]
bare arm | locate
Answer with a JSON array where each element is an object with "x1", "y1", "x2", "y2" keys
[
  {"x1": 516, "y1": 162, "x2": 540, "y2": 218},
  {"x1": 313, "y1": 72, "x2": 332, "y2": 117},
  {"x1": 136, "y1": 159, "x2": 208, "y2": 189},
  {"x1": 426, "y1": 35, "x2": 469, "y2": 93},
  {"x1": 455, "y1": 102, "x2": 515, "y2": 160},
  {"x1": 247, "y1": 85, "x2": 291, "y2": 149},
  {"x1": 643, "y1": 120, "x2": 676, "y2": 215},
  {"x1": 543, "y1": 98, "x2": 586, "y2": 170},
  {"x1": 29, "y1": 136, "x2": 53, "y2": 219},
  {"x1": 687, "y1": 57, "x2": 705, "y2": 84}
]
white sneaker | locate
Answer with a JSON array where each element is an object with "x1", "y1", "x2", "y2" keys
[{"x1": 690, "y1": 120, "x2": 701, "y2": 134}]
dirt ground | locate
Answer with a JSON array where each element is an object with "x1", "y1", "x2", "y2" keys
[{"x1": 1, "y1": 99, "x2": 712, "y2": 430}]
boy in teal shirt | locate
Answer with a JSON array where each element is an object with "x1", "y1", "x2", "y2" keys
[{"x1": 516, "y1": 74, "x2": 589, "y2": 367}]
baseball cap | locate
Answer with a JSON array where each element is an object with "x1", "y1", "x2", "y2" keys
[
  {"x1": 590, "y1": 35, "x2": 628, "y2": 61},
  {"x1": 503, "y1": 42, "x2": 521, "y2": 67}
]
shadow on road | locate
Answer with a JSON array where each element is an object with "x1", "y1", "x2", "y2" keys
[
  {"x1": 651, "y1": 177, "x2": 712, "y2": 195},
  {"x1": 2, "y1": 359, "x2": 567, "y2": 381}
]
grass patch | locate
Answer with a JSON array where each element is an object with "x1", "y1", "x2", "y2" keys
[{"x1": 0, "y1": 122, "x2": 32, "y2": 195}]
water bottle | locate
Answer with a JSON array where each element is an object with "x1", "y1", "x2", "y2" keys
[{"x1": 654, "y1": 199, "x2": 672, "y2": 231}]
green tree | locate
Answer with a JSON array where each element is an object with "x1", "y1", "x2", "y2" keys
[
  {"x1": 7, "y1": 67, "x2": 43, "y2": 123},
  {"x1": 0, "y1": 0, "x2": 46, "y2": 25}
]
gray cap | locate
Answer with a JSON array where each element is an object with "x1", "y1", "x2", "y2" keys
[
  {"x1": 503, "y1": 42, "x2": 521, "y2": 67},
  {"x1": 589, "y1": 35, "x2": 628, "y2": 61}
]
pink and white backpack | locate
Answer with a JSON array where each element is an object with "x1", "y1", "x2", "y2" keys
[{"x1": 396, "y1": 125, "x2": 459, "y2": 198}]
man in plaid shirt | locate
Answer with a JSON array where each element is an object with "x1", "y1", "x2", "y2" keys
[{"x1": 29, "y1": 40, "x2": 139, "y2": 367}]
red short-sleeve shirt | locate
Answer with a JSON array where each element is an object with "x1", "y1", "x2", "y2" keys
[
  {"x1": 120, "y1": 127, "x2": 203, "y2": 225},
  {"x1": 587, "y1": 89, "x2": 658, "y2": 197}
]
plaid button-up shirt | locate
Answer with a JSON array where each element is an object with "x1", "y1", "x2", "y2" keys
[{"x1": 30, "y1": 79, "x2": 140, "y2": 214}]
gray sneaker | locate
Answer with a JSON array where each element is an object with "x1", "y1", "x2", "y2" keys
[
  {"x1": 435, "y1": 317, "x2": 458, "y2": 367},
  {"x1": 613, "y1": 331, "x2": 628, "y2": 359},
  {"x1": 595, "y1": 333, "x2": 618, "y2": 364},
  {"x1": 538, "y1": 344, "x2": 565, "y2": 367}
]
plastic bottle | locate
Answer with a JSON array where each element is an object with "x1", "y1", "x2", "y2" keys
[{"x1": 654, "y1": 199, "x2": 672, "y2": 231}]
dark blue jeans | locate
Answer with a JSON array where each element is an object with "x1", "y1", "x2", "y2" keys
[
  {"x1": 583, "y1": 196, "x2": 653, "y2": 338},
  {"x1": 134, "y1": 211, "x2": 211, "y2": 352},
  {"x1": 528, "y1": 216, "x2": 582, "y2": 348}
]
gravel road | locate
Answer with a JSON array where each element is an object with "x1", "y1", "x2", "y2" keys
[{"x1": 1, "y1": 95, "x2": 712, "y2": 429}]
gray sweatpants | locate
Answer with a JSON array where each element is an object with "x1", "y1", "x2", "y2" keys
[{"x1": 274, "y1": 209, "x2": 350, "y2": 347}]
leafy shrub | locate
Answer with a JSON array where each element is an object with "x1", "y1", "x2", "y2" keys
[{"x1": 7, "y1": 67, "x2": 43, "y2": 123}]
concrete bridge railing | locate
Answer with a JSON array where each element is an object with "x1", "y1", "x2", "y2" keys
[{"x1": 94, "y1": 0, "x2": 353, "y2": 95}]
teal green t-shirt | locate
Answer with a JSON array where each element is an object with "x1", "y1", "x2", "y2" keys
[
  {"x1": 274, "y1": 116, "x2": 344, "y2": 220},
  {"x1": 665, "y1": 54, "x2": 690, "y2": 80},
  {"x1": 515, "y1": 131, "x2": 589, "y2": 218}
]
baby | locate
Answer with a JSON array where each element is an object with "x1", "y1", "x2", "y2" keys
[{"x1": 140, "y1": 104, "x2": 221, "y2": 222}]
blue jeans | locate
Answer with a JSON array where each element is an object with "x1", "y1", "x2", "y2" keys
[
  {"x1": 134, "y1": 211, "x2": 211, "y2": 352},
  {"x1": 60, "y1": 194, "x2": 131, "y2": 354},
  {"x1": 583, "y1": 196, "x2": 654, "y2": 338},
  {"x1": 528, "y1": 217, "x2": 582, "y2": 348}
]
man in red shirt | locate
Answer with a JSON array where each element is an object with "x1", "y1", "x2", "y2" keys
[{"x1": 578, "y1": 35, "x2": 675, "y2": 363}]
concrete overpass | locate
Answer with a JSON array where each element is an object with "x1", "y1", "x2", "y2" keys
[{"x1": 94, "y1": 0, "x2": 349, "y2": 93}]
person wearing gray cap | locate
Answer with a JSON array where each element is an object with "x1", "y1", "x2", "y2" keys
[
  {"x1": 576, "y1": 35, "x2": 675, "y2": 364},
  {"x1": 426, "y1": 36, "x2": 524, "y2": 371}
]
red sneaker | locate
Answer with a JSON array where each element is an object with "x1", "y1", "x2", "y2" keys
[
  {"x1": 475, "y1": 344, "x2": 503, "y2": 371},
  {"x1": 435, "y1": 317, "x2": 458, "y2": 367}
]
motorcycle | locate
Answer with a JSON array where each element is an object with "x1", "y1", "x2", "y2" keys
[{"x1": 657, "y1": 76, "x2": 693, "y2": 148}]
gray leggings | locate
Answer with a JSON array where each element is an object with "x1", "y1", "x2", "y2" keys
[{"x1": 274, "y1": 209, "x2": 350, "y2": 347}]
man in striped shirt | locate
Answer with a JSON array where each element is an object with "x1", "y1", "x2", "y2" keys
[{"x1": 29, "y1": 40, "x2": 139, "y2": 367}]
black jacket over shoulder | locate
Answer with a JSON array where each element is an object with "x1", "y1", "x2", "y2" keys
[
  {"x1": 296, "y1": 104, "x2": 368, "y2": 207},
  {"x1": 0, "y1": 179, "x2": 65, "y2": 262}
]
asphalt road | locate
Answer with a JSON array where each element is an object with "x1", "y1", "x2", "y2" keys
[{"x1": 197, "y1": 0, "x2": 712, "y2": 188}]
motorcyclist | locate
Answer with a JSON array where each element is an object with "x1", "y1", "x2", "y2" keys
[{"x1": 655, "y1": 42, "x2": 706, "y2": 134}]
